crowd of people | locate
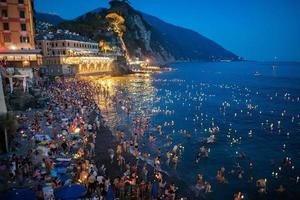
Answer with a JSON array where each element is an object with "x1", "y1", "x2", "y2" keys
[
  {"x1": 1, "y1": 72, "x2": 299, "y2": 200},
  {"x1": 0, "y1": 78, "x2": 179, "y2": 200}
]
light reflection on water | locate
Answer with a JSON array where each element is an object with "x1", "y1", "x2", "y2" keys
[
  {"x1": 86, "y1": 61, "x2": 300, "y2": 200},
  {"x1": 92, "y1": 75, "x2": 157, "y2": 133}
]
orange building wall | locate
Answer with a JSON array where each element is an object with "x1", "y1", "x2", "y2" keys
[{"x1": 0, "y1": 0, "x2": 35, "y2": 50}]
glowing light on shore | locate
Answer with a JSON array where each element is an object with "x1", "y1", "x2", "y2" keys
[
  {"x1": 74, "y1": 128, "x2": 81, "y2": 133},
  {"x1": 9, "y1": 45, "x2": 17, "y2": 50}
]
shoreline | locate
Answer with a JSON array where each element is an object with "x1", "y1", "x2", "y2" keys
[
  {"x1": 90, "y1": 75, "x2": 194, "y2": 199},
  {"x1": 94, "y1": 120, "x2": 192, "y2": 198},
  {"x1": 0, "y1": 77, "x2": 191, "y2": 199}
]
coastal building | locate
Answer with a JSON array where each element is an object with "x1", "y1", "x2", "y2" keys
[
  {"x1": 0, "y1": 0, "x2": 42, "y2": 73},
  {"x1": 36, "y1": 30, "x2": 116, "y2": 76}
]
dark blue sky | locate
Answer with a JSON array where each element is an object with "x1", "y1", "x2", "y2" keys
[{"x1": 35, "y1": 0, "x2": 300, "y2": 61}]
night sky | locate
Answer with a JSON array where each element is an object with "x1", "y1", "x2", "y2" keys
[{"x1": 35, "y1": 0, "x2": 300, "y2": 62}]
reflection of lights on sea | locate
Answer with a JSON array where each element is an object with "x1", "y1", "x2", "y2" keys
[
  {"x1": 81, "y1": 69, "x2": 300, "y2": 197},
  {"x1": 86, "y1": 75, "x2": 156, "y2": 133}
]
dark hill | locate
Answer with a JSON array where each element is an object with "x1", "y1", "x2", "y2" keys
[
  {"x1": 35, "y1": 12, "x2": 65, "y2": 25},
  {"x1": 36, "y1": 1, "x2": 239, "y2": 63}
]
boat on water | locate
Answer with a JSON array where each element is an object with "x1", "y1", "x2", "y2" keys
[
  {"x1": 254, "y1": 72, "x2": 262, "y2": 76},
  {"x1": 220, "y1": 59, "x2": 232, "y2": 62}
]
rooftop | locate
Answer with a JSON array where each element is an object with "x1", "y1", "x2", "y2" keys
[{"x1": 36, "y1": 29, "x2": 96, "y2": 43}]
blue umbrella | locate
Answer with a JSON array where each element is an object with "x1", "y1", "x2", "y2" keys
[
  {"x1": 106, "y1": 185, "x2": 115, "y2": 200},
  {"x1": 1, "y1": 189, "x2": 36, "y2": 200},
  {"x1": 54, "y1": 184, "x2": 86, "y2": 200}
]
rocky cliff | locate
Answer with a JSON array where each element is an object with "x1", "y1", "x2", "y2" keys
[{"x1": 37, "y1": 0, "x2": 239, "y2": 64}]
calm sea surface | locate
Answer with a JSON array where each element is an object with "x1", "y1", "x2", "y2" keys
[{"x1": 93, "y1": 61, "x2": 300, "y2": 199}]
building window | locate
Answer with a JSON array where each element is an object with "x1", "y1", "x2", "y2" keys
[
  {"x1": 67, "y1": 42, "x2": 70, "y2": 46},
  {"x1": 21, "y1": 23, "x2": 26, "y2": 31},
  {"x1": 55, "y1": 43, "x2": 57, "y2": 47},
  {"x1": 1, "y1": 9, "x2": 7, "y2": 17},
  {"x1": 20, "y1": 36, "x2": 29, "y2": 43},
  {"x1": 4, "y1": 35, "x2": 11, "y2": 42},
  {"x1": 19, "y1": 10, "x2": 25, "y2": 18},
  {"x1": 18, "y1": 0, "x2": 24, "y2": 4},
  {"x1": 3, "y1": 22, "x2": 9, "y2": 30},
  {"x1": 63, "y1": 50, "x2": 66, "y2": 55},
  {"x1": 62, "y1": 42, "x2": 65, "y2": 47}
]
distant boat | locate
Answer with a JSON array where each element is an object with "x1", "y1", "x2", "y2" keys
[
  {"x1": 220, "y1": 59, "x2": 232, "y2": 62},
  {"x1": 272, "y1": 56, "x2": 278, "y2": 70},
  {"x1": 254, "y1": 72, "x2": 262, "y2": 77}
]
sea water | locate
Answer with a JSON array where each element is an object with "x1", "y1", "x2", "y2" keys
[{"x1": 94, "y1": 61, "x2": 300, "y2": 200}]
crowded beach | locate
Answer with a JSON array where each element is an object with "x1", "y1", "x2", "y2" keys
[{"x1": 0, "y1": 78, "x2": 178, "y2": 200}]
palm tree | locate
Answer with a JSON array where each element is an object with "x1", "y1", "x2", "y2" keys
[{"x1": 106, "y1": 13, "x2": 130, "y2": 62}]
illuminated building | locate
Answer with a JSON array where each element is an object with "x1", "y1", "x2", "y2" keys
[
  {"x1": 0, "y1": 0, "x2": 41, "y2": 70},
  {"x1": 36, "y1": 30, "x2": 116, "y2": 76}
]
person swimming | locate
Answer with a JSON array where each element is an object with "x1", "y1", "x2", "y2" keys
[{"x1": 207, "y1": 135, "x2": 215, "y2": 143}]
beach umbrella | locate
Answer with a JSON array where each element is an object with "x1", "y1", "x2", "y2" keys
[
  {"x1": 54, "y1": 184, "x2": 86, "y2": 200},
  {"x1": 1, "y1": 188, "x2": 36, "y2": 200}
]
